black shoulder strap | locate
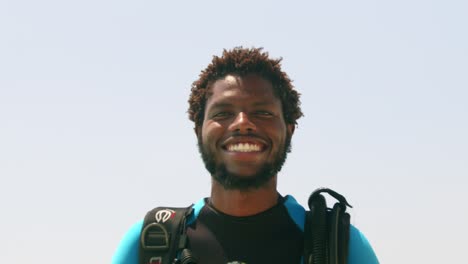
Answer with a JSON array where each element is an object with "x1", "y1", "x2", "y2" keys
[
  {"x1": 304, "y1": 188, "x2": 352, "y2": 264},
  {"x1": 139, "y1": 206, "x2": 196, "y2": 264}
]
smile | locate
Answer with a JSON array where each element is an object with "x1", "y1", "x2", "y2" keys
[{"x1": 225, "y1": 143, "x2": 263, "y2": 152}]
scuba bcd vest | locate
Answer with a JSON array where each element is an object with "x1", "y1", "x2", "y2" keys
[{"x1": 139, "y1": 188, "x2": 352, "y2": 264}]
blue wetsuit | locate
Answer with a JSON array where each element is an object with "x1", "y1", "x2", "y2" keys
[{"x1": 112, "y1": 195, "x2": 379, "y2": 264}]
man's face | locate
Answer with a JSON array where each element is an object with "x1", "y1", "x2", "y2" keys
[{"x1": 196, "y1": 74, "x2": 294, "y2": 190}]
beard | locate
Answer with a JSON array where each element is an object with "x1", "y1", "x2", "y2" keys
[{"x1": 197, "y1": 133, "x2": 292, "y2": 191}]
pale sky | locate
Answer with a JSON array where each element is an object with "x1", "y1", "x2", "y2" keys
[{"x1": 1, "y1": 1, "x2": 467, "y2": 263}]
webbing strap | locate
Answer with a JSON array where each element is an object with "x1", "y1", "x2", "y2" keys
[{"x1": 139, "y1": 206, "x2": 193, "y2": 264}]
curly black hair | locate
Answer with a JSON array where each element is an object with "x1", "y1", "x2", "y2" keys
[{"x1": 188, "y1": 47, "x2": 303, "y2": 127}]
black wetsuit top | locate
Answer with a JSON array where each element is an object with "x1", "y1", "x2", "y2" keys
[
  {"x1": 112, "y1": 195, "x2": 379, "y2": 264},
  {"x1": 187, "y1": 197, "x2": 303, "y2": 264}
]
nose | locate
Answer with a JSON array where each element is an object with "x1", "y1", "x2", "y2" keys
[{"x1": 229, "y1": 112, "x2": 256, "y2": 133}]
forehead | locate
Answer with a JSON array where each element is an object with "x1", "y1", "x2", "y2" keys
[{"x1": 206, "y1": 74, "x2": 278, "y2": 104}]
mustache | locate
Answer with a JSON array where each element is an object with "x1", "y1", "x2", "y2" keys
[
  {"x1": 231, "y1": 130, "x2": 259, "y2": 137},
  {"x1": 224, "y1": 130, "x2": 265, "y2": 141}
]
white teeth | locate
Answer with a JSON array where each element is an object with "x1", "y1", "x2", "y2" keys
[{"x1": 227, "y1": 143, "x2": 261, "y2": 152}]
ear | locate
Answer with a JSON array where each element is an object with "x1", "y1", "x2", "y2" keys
[
  {"x1": 287, "y1": 123, "x2": 295, "y2": 136},
  {"x1": 194, "y1": 126, "x2": 201, "y2": 138}
]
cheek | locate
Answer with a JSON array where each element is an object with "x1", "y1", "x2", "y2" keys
[
  {"x1": 272, "y1": 123, "x2": 288, "y2": 142},
  {"x1": 201, "y1": 122, "x2": 224, "y2": 146}
]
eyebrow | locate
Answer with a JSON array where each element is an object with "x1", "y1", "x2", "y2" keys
[
  {"x1": 252, "y1": 101, "x2": 275, "y2": 107},
  {"x1": 208, "y1": 102, "x2": 233, "y2": 110},
  {"x1": 209, "y1": 101, "x2": 275, "y2": 110}
]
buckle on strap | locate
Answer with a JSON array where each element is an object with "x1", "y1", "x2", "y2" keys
[{"x1": 140, "y1": 223, "x2": 170, "y2": 250}]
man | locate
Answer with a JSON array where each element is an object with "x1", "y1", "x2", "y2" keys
[{"x1": 112, "y1": 47, "x2": 379, "y2": 264}]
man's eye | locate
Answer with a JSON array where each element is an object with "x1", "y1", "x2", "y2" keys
[
  {"x1": 255, "y1": 111, "x2": 273, "y2": 116},
  {"x1": 213, "y1": 112, "x2": 232, "y2": 118}
]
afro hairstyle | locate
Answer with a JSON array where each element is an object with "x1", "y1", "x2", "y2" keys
[{"x1": 188, "y1": 47, "x2": 303, "y2": 128}]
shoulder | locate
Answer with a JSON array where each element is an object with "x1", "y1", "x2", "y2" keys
[
  {"x1": 348, "y1": 225, "x2": 380, "y2": 264},
  {"x1": 111, "y1": 198, "x2": 206, "y2": 264},
  {"x1": 282, "y1": 195, "x2": 379, "y2": 264},
  {"x1": 282, "y1": 195, "x2": 307, "y2": 231},
  {"x1": 111, "y1": 220, "x2": 143, "y2": 264}
]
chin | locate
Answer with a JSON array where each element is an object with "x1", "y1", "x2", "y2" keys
[
  {"x1": 212, "y1": 163, "x2": 276, "y2": 191},
  {"x1": 225, "y1": 168, "x2": 263, "y2": 178}
]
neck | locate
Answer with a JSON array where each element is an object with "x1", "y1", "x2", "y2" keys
[{"x1": 209, "y1": 176, "x2": 279, "y2": 217}]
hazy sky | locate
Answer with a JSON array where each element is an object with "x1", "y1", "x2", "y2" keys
[{"x1": 1, "y1": 1, "x2": 467, "y2": 263}]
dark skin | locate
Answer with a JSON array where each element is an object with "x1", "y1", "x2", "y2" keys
[{"x1": 195, "y1": 74, "x2": 295, "y2": 217}]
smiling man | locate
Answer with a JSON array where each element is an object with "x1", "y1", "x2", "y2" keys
[
  {"x1": 112, "y1": 47, "x2": 379, "y2": 264},
  {"x1": 199, "y1": 74, "x2": 293, "y2": 194}
]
